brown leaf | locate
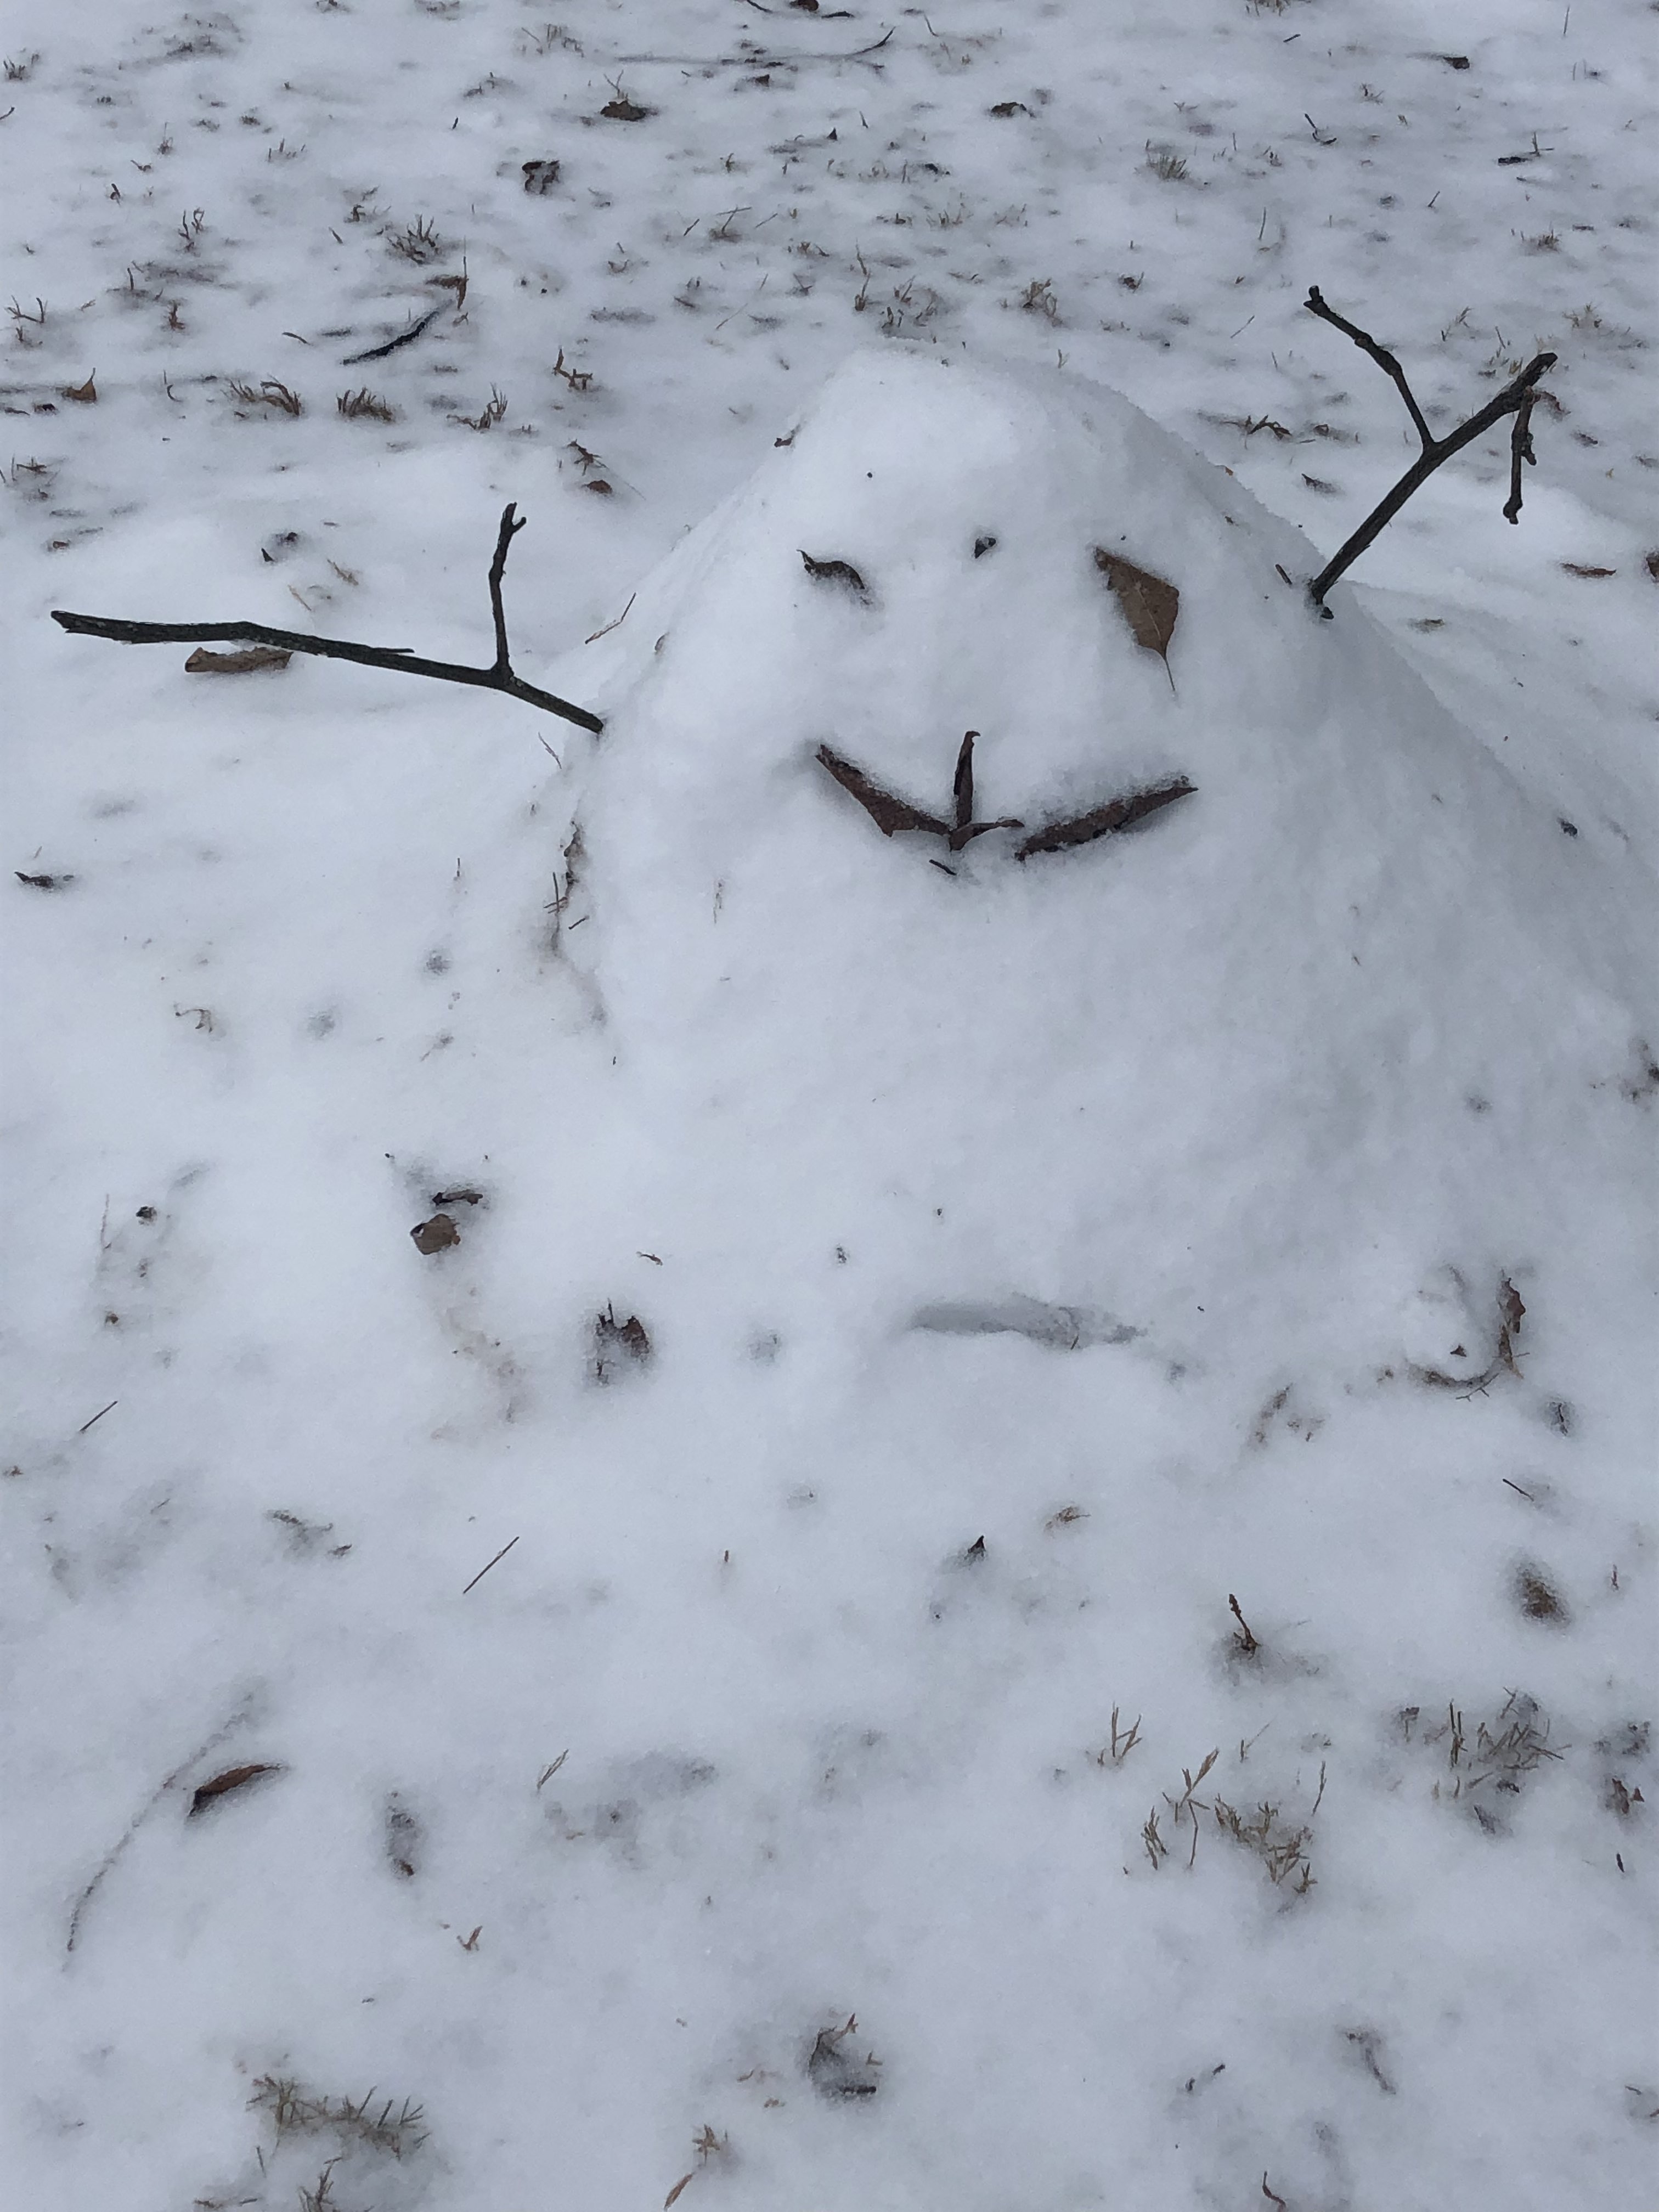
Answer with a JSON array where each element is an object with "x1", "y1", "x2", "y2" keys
[
  {"x1": 184, "y1": 646, "x2": 292, "y2": 674},
  {"x1": 800, "y1": 549, "x2": 870, "y2": 597},
  {"x1": 592, "y1": 1307, "x2": 652, "y2": 1381},
  {"x1": 600, "y1": 97, "x2": 652, "y2": 121},
  {"x1": 1016, "y1": 776, "x2": 1195, "y2": 860},
  {"x1": 63, "y1": 373, "x2": 98, "y2": 404},
  {"x1": 189, "y1": 1763, "x2": 282, "y2": 1816},
  {"x1": 990, "y1": 101, "x2": 1031, "y2": 117},
  {"x1": 1561, "y1": 562, "x2": 1616, "y2": 578},
  {"x1": 1498, "y1": 1276, "x2": 1526, "y2": 1338},
  {"x1": 816, "y1": 745, "x2": 948, "y2": 839},
  {"x1": 411, "y1": 1212, "x2": 460, "y2": 1254},
  {"x1": 1094, "y1": 549, "x2": 1180, "y2": 668},
  {"x1": 1516, "y1": 1565, "x2": 1567, "y2": 1621},
  {"x1": 664, "y1": 2177, "x2": 695, "y2": 2210},
  {"x1": 521, "y1": 159, "x2": 561, "y2": 194}
]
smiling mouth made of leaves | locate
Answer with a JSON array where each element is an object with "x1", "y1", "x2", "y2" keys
[{"x1": 816, "y1": 730, "x2": 1195, "y2": 864}]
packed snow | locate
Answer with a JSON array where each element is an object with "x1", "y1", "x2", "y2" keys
[{"x1": 3, "y1": 5, "x2": 1656, "y2": 2210}]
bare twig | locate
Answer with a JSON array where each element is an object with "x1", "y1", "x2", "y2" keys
[
  {"x1": 68, "y1": 1701, "x2": 253, "y2": 1952},
  {"x1": 1505, "y1": 390, "x2": 1541, "y2": 522},
  {"x1": 1305, "y1": 286, "x2": 1433, "y2": 446},
  {"x1": 1303, "y1": 287, "x2": 1555, "y2": 610},
  {"x1": 341, "y1": 304, "x2": 442, "y2": 363},
  {"x1": 52, "y1": 505, "x2": 603, "y2": 734},
  {"x1": 462, "y1": 1533, "x2": 520, "y2": 1594}
]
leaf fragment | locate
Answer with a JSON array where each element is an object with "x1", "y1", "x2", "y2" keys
[
  {"x1": 800, "y1": 549, "x2": 870, "y2": 597},
  {"x1": 189, "y1": 1763, "x2": 282, "y2": 1816}
]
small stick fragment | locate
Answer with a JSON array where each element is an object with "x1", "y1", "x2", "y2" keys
[
  {"x1": 1228, "y1": 1594, "x2": 1259, "y2": 1654},
  {"x1": 341, "y1": 305, "x2": 441, "y2": 364},
  {"x1": 462, "y1": 1534, "x2": 520, "y2": 1594}
]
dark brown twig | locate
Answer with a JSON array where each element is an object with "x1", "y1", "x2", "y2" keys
[
  {"x1": 1505, "y1": 390, "x2": 1540, "y2": 523},
  {"x1": 1302, "y1": 288, "x2": 1555, "y2": 611},
  {"x1": 1305, "y1": 287, "x2": 1433, "y2": 447},
  {"x1": 341, "y1": 304, "x2": 441, "y2": 364},
  {"x1": 52, "y1": 505, "x2": 603, "y2": 734},
  {"x1": 461, "y1": 1534, "x2": 520, "y2": 1595}
]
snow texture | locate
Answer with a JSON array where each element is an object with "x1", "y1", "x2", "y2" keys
[{"x1": 3, "y1": 5, "x2": 1656, "y2": 2210}]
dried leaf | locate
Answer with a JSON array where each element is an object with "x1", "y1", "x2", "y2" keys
[
  {"x1": 600, "y1": 97, "x2": 652, "y2": 121},
  {"x1": 1094, "y1": 549, "x2": 1180, "y2": 667},
  {"x1": 1560, "y1": 562, "x2": 1616, "y2": 578},
  {"x1": 1016, "y1": 776, "x2": 1195, "y2": 861},
  {"x1": 664, "y1": 2177, "x2": 694, "y2": 2210},
  {"x1": 816, "y1": 745, "x2": 947, "y2": 839},
  {"x1": 184, "y1": 645, "x2": 293, "y2": 674},
  {"x1": 800, "y1": 549, "x2": 870, "y2": 597},
  {"x1": 15, "y1": 870, "x2": 74, "y2": 890},
  {"x1": 1516, "y1": 1565, "x2": 1566, "y2": 1621},
  {"x1": 521, "y1": 158, "x2": 561, "y2": 194},
  {"x1": 63, "y1": 373, "x2": 97, "y2": 404},
  {"x1": 410, "y1": 1212, "x2": 460, "y2": 1255},
  {"x1": 808, "y1": 2020, "x2": 882, "y2": 2099},
  {"x1": 592, "y1": 1307, "x2": 652, "y2": 1382},
  {"x1": 990, "y1": 100, "x2": 1031, "y2": 117},
  {"x1": 189, "y1": 1763, "x2": 281, "y2": 1816}
]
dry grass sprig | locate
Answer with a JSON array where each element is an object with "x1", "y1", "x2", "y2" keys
[{"x1": 337, "y1": 387, "x2": 396, "y2": 421}]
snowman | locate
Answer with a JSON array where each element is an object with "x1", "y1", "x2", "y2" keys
[{"x1": 530, "y1": 349, "x2": 1649, "y2": 1400}]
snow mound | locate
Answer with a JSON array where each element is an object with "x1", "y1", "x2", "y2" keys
[{"x1": 556, "y1": 351, "x2": 1650, "y2": 1376}]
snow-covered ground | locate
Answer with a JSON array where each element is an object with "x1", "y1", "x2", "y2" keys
[{"x1": 3, "y1": 4, "x2": 1655, "y2": 2208}]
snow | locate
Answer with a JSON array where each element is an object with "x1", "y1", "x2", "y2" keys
[{"x1": 3, "y1": 5, "x2": 1656, "y2": 2210}]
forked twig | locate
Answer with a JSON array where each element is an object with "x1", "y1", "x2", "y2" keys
[
  {"x1": 52, "y1": 504, "x2": 604, "y2": 734},
  {"x1": 1302, "y1": 287, "x2": 1555, "y2": 611}
]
